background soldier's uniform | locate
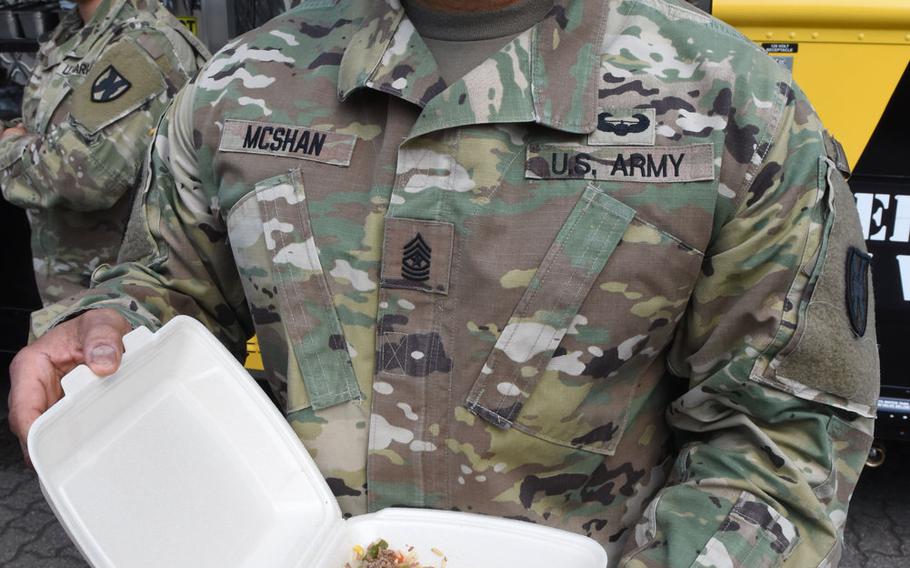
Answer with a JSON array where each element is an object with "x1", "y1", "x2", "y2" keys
[
  {"x1": 0, "y1": 0, "x2": 208, "y2": 304},
  {"x1": 33, "y1": 0, "x2": 880, "y2": 566}
]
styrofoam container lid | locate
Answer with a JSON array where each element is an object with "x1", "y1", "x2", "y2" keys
[{"x1": 28, "y1": 316, "x2": 608, "y2": 568}]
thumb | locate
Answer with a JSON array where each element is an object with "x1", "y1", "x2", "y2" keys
[{"x1": 78, "y1": 309, "x2": 131, "y2": 376}]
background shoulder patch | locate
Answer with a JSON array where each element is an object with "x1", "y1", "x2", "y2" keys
[
  {"x1": 91, "y1": 65, "x2": 132, "y2": 102},
  {"x1": 71, "y1": 40, "x2": 166, "y2": 135}
]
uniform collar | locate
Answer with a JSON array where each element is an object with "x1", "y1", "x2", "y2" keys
[
  {"x1": 41, "y1": 0, "x2": 131, "y2": 66},
  {"x1": 337, "y1": 0, "x2": 607, "y2": 137}
]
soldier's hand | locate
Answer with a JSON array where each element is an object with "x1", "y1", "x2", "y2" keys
[
  {"x1": 0, "y1": 125, "x2": 26, "y2": 140},
  {"x1": 8, "y1": 308, "x2": 131, "y2": 466}
]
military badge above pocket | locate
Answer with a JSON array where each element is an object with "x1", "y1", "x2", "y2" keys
[{"x1": 588, "y1": 108, "x2": 656, "y2": 146}]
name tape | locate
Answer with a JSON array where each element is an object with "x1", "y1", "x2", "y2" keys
[{"x1": 219, "y1": 119, "x2": 356, "y2": 166}]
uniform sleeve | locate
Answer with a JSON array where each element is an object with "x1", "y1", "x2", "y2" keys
[
  {"x1": 30, "y1": 82, "x2": 253, "y2": 359},
  {"x1": 618, "y1": 84, "x2": 879, "y2": 567},
  {"x1": 0, "y1": 30, "x2": 200, "y2": 212}
]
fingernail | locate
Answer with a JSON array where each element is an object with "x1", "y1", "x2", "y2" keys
[{"x1": 88, "y1": 345, "x2": 116, "y2": 366}]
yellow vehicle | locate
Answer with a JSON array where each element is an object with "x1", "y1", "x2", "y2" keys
[{"x1": 704, "y1": 0, "x2": 909, "y2": 167}]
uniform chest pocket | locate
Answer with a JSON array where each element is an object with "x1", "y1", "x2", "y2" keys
[
  {"x1": 465, "y1": 184, "x2": 704, "y2": 455},
  {"x1": 465, "y1": 185, "x2": 634, "y2": 448},
  {"x1": 30, "y1": 74, "x2": 74, "y2": 135},
  {"x1": 225, "y1": 169, "x2": 362, "y2": 412}
]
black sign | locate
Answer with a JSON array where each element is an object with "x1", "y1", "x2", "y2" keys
[
  {"x1": 852, "y1": 177, "x2": 910, "y2": 397},
  {"x1": 762, "y1": 42, "x2": 799, "y2": 54}
]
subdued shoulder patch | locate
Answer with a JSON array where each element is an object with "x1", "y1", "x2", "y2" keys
[
  {"x1": 846, "y1": 246, "x2": 872, "y2": 337},
  {"x1": 71, "y1": 40, "x2": 166, "y2": 134},
  {"x1": 219, "y1": 119, "x2": 356, "y2": 166}
]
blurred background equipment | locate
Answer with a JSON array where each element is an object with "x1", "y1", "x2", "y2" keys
[
  {"x1": 0, "y1": 0, "x2": 45, "y2": 405},
  {"x1": 198, "y1": 0, "x2": 287, "y2": 52}
]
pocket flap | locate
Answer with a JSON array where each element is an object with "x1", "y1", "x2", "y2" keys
[
  {"x1": 465, "y1": 185, "x2": 635, "y2": 428},
  {"x1": 226, "y1": 169, "x2": 363, "y2": 411},
  {"x1": 690, "y1": 491, "x2": 799, "y2": 568},
  {"x1": 70, "y1": 41, "x2": 166, "y2": 135},
  {"x1": 32, "y1": 78, "x2": 72, "y2": 135}
]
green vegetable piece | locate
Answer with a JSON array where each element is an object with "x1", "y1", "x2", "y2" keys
[{"x1": 365, "y1": 539, "x2": 389, "y2": 560}]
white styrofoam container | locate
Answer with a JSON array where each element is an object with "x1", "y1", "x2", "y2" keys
[{"x1": 28, "y1": 316, "x2": 608, "y2": 568}]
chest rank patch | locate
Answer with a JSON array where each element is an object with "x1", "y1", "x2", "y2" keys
[
  {"x1": 381, "y1": 218, "x2": 454, "y2": 295},
  {"x1": 402, "y1": 233, "x2": 432, "y2": 281},
  {"x1": 588, "y1": 108, "x2": 656, "y2": 146},
  {"x1": 219, "y1": 119, "x2": 357, "y2": 167},
  {"x1": 91, "y1": 65, "x2": 131, "y2": 102},
  {"x1": 526, "y1": 143, "x2": 715, "y2": 183}
]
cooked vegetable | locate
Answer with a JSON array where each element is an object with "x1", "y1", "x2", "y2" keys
[{"x1": 344, "y1": 539, "x2": 446, "y2": 568}]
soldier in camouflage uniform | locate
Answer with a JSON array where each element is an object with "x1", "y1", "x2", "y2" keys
[
  {"x1": 10, "y1": 1, "x2": 879, "y2": 566},
  {"x1": 0, "y1": 0, "x2": 208, "y2": 304}
]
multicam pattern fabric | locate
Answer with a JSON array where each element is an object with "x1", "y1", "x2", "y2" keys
[
  {"x1": 33, "y1": 0, "x2": 879, "y2": 566},
  {"x1": 0, "y1": 0, "x2": 208, "y2": 304}
]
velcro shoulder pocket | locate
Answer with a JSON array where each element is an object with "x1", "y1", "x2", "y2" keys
[
  {"x1": 70, "y1": 40, "x2": 166, "y2": 135},
  {"x1": 763, "y1": 157, "x2": 879, "y2": 417}
]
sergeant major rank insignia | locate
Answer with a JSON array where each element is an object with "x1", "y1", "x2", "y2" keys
[
  {"x1": 401, "y1": 233, "x2": 432, "y2": 282},
  {"x1": 91, "y1": 65, "x2": 131, "y2": 103},
  {"x1": 381, "y1": 218, "x2": 454, "y2": 295}
]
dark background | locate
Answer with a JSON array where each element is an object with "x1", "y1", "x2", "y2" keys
[{"x1": 852, "y1": 63, "x2": 910, "y2": 441}]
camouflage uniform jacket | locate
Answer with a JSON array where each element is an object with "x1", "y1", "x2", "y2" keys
[
  {"x1": 34, "y1": 0, "x2": 880, "y2": 566},
  {"x1": 0, "y1": 0, "x2": 208, "y2": 304}
]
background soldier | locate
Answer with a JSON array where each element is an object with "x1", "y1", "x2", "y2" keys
[
  {"x1": 9, "y1": 0, "x2": 879, "y2": 566},
  {"x1": 0, "y1": 0, "x2": 208, "y2": 304}
]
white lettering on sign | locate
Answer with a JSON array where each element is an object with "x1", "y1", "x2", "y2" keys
[
  {"x1": 897, "y1": 256, "x2": 910, "y2": 302},
  {"x1": 855, "y1": 193, "x2": 910, "y2": 242},
  {"x1": 893, "y1": 196, "x2": 910, "y2": 242},
  {"x1": 855, "y1": 193, "x2": 910, "y2": 303}
]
